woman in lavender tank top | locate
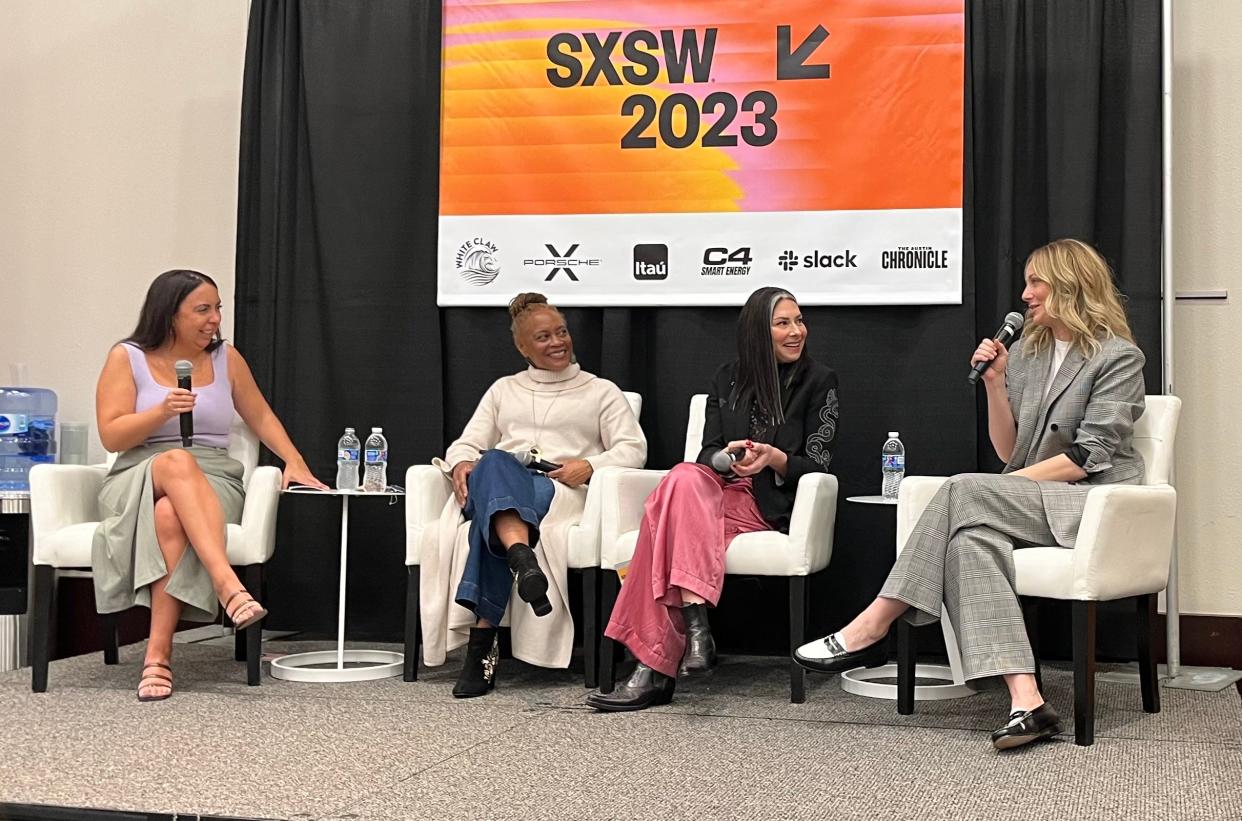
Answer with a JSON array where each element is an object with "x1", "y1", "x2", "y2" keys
[{"x1": 93, "y1": 270, "x2": 326, "y2": 701}]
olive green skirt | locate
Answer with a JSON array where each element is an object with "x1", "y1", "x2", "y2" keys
[{"x1": 92, "y1": 443, "x2": 245, "y2": 622}]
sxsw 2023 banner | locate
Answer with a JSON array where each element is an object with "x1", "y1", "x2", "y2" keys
[{"x1": 437, "y1": 1, "x2": 964, "y2": 306}]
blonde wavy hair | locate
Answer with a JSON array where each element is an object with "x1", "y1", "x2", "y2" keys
[{"x1": 1021, "y1": 238, "x2": 1134, "y2": 356}]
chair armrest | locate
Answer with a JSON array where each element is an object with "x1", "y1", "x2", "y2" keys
[
  {"x1": 570, "y1": 465, "x2": 628, "y2": 566},
  {"x1": 599, "y1": 468, "x2": 667, "y2": 568},
  {"x1": 30, "y1": 464, "x2": 106, "y2": 536},
  {"x1": 406, "y1": 464, "x2": 452, "y2": 529},
  {"x1": 1070, "y1": 484, "x2": 1177, "y2": 600},
  {"x1": 238, "y1": 465, "x2": 282, "y2": 564},
  {"x1": 895, "y1": 476, "x2": 949, "y2": 554},
  {"x1": 786, "y1": 473, "x2": 839, "y2": 575}
]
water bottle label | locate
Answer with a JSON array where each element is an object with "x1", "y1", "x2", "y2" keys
[
  {"x1": 365, "y1": 449, "x2": 387, "y2": 463},
  {"x1": 0, "y1": 414, "x2": 29, "y2": 435},
  {"x1": 338, "y1": 448, "x2": 359, "y2": 461},
  {"x1": 883, "y1": 455, "x2": 905, "y2": 470}
]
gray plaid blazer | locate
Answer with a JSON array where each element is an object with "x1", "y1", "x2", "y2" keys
[{"x1": 1002, "y1": 334, "x2": 1147, "y2": 544}]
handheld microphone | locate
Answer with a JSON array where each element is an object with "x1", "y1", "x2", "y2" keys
[
  {"x1": 174, "y1": 359, "x2": 194, "y2": 446},
  {"x1": 710, "y1": 445, "x2": 747, "y2": 473},
  {"x1": 512, "y1": 449, "x2": 561, "y2": 473},
  {"x1": 967, "y1": 312, "x2": 1025, "y2": 386}
]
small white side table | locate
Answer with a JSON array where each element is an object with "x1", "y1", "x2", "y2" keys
[
  {"x1": 839, "y1": 495, "x2": 974, "y2": 702},
  {"x1": 270, "y1": 487, "x2": 406, "y2": 683}
]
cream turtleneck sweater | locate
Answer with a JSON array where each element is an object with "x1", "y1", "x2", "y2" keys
[{"x1": 439, "y1": 363, "x2": 646, "y2": 472}]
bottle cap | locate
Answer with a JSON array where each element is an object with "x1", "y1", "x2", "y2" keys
[
  {"x1": 345, "y1": 427, "x2": 355, "y2": 433},
  {"x1": 888, "y1": 431, "x2": 899, "y2": 438},
  {"x1": 372, "y1": 427, "x2": 383, "y2": 433}
]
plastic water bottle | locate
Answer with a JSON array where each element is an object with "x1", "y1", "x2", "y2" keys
[
  {"x1": 0, "y1": 387, "x2": 58, "y2": 491},
  {"x1": 335, "y1": 427, "x2": 361, "y2": 491},
  {"x1": 362, "y1": 427, "x2": 388, "y2": 492},
  {"x1": 881, "y1": 431, "x2": 905, "y2": 501}
]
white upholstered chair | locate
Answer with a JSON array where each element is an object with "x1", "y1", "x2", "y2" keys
[
  {"x1": 596, "y1": 393, "x2": 839, "y2": 703},
  {"x1": 402, "y1": 392, "x2": 642, "y2": 686},
  {"x1": 27, "y1": 414, "x2": 282, "y2": 690},
  {"x1": 894, "y1": 395, "x2": 1181, "y2": 745}
]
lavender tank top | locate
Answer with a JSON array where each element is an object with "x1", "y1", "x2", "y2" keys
[{"x1": 123, "y1": 342, "x2": 235, "y2": 448}]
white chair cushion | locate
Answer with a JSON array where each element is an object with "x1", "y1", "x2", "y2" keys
[
  {"x1": 1013, "y1": 547, "x2": 1076, "y2": 599},
  {"x1": 613, "y1": 528, "x2": 807, "y2": 577},
  {"x1": 37, "y1": 522, "x2": 255, "y2": 569}
]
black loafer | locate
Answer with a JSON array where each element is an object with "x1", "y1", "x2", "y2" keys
[
  {"x1": 792, "y1": 632, "x2": 888, "y2": 673},
  {"x1": 991, "y1": 703, "x2": 1062, "y2": 750},
  {"x1": 585, "y1": 663, "x2": 675, "y2": 712}
]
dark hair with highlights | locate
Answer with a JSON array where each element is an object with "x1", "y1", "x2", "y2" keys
[
  {"x1": 123, "y1": 269, "x2": 224, "y2": 352},
  {"x1": 731, "y1": 286, "x2": 802, "y2": 425}
]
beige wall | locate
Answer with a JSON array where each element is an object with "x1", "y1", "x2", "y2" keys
[
  {"x1": 0, "y1": 2, "x2": 249, "y2": 465},
  {"x1": 1171, "y1": 1, "x2": 1242, "y2": 617},
  {"x1": 0, "y1": 2, "x2": 1237, "y2": 615}
]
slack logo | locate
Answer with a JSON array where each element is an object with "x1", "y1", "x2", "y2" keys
[
  {"x1": 777, "y1": 249, "x2": 857, "y2": 272},
  {"x1": 633, "y1": 244, "x2": 668, "y2": 280}
]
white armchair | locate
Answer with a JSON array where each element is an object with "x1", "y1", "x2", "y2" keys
[
  {"x1": 402, "y1": 392, "x2": 643, "y2": 686},
  {"x1": 894, "y1": 395, "x2": 1181, "y2": 746},
  {"x1": 28, "y1": 414, "x2": 282, "y2": 690},
  {"x1": 596, "y1": 393, "x2": 839, "y2": 703}
]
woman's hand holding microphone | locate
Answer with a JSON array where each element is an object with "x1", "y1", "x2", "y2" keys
[{"x1": 971, "y1": 338, "x2": 1010, "y2": 387}]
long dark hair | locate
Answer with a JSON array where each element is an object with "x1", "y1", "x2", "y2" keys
[
  {"x1": 123, "y1": 269, "x2": 224, "y2": 352},
  {"x1": 732, "y1": 286, "x2": 803, "y2": 425}
]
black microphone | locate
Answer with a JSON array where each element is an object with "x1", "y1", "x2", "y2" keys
[
  {"x1": 967, "y1": 312, "x2": 1025, "y2": 386},
  {"x1": 512, "y1": 449, "x2": 561, "y2": 473},
  {"x1": 710, "y1": 446, "x2": 747, "y2": 473},
  {"x1": 174, "y1": 359, "x2": 194, "y2": 446}
]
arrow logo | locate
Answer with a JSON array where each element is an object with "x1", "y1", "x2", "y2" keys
[{"x1": 776, "y1": 25, "x2": 830, "y2": 80}]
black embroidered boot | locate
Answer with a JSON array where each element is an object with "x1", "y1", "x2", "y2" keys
[
  {"x1": 452, "y1": 626, "x2": 499, "y2": 698},
  {"x1": 679, "y1": 602, "x2": 718, "y2": 675},
  {"x1": 506, "y1": 543, "x2": 552, "y2": 617}
]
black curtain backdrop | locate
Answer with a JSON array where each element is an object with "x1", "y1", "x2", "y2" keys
[{"x1": 234, "y1": 1, "x2": 1162, "y2": 659}]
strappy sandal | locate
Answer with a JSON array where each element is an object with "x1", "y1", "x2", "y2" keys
[
  {"x1": 137, "y1": 662, "x2": 173, "y2": 702},
  {"x1": 222, "y1": 588, "x2": 268, "y2": 631}
]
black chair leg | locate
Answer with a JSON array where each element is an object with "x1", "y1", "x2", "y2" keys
[
  {"x1": 1136, "y1": 593, "x2": 1160, "y2": 713},
  {"x1": 789, "y1": 576, "x2": 807, "y2": 704},
  {"x1": 238, "y1": 564, "x2": 263, "y2": 686},
  {"x1": 30, "y1": 565, "x2": 54, "y2": 693},
  {"x1": 1072, "y1": 600, "x2": 1097, "y2": 746},
  {"x1": 896, "y1": 620, "x2": 916, "y2": 715},
  {"x1": 582, "y1": 566, "x2": 599, "y2": 688},
  {"x1": 599, "y1": 571, "x2": 620, "y2": 693},
  {"x1": 102, "y1": 612, "x2": 119, "y2": 665},
  {"x1": 1021, "y1": 597, "x2": 1042, "y2": 692},
  {"x1": 404, "y1": 565, "x2": 421, "y2": 682}
]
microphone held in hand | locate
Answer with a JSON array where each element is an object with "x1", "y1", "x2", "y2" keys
[
  {"x1": 511, "y1": 449, "x2": 562, "y2": 473},
  {"x1": 174, "y1": 359, "x2": 194, "y2": 447},
  {"x1": 967, "y1": 311, "x2": 1025, "y2": 386},
  {"x1": 710, "y1": 446, "x2": 747, "y2": 473}
]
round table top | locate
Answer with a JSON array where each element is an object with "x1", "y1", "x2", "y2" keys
[
  {"x1": 846, "y1": 494, "x2": 897, "y2": 506},
  {"x1": 282, "y1": 485, "x2": 405, "y2": 496}
]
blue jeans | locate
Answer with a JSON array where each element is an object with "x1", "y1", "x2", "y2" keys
[{"x1": 454, "y1": 450, "x2": 555, "y2": 626}]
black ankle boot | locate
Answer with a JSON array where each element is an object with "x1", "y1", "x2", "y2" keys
[
  {"x1": 453, "y1": 627, "x2": 499, "y2": 698},
  {"x1": 584, "y1": 663, "x2": 676, "y2": 712},
  {"x1": 679, "y1": 602, "x2": 717, "y2": 675},
  {"x1": 506, "y1": 543, "x2": 552, "y2": 617}
]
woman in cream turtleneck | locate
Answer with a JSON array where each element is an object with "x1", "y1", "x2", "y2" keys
[{"x1": 420, "y1": 293, "x2": 646, "y2": 697}]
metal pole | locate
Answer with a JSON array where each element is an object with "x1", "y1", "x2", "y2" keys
[
  {"x1": 338, "y1": 494, "x2": 349, "y2": 670},
  {"x1": 1160, "y1": 0, "x2": 1180, "y2": 678}
]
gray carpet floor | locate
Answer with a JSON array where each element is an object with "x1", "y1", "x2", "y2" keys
[{"x1": 0, "y1": 639, "x2": 1239, "y2": 820}]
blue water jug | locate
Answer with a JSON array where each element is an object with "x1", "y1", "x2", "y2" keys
[{"x1": 0, "y1": 387, "x2": 58, "y2": 491}]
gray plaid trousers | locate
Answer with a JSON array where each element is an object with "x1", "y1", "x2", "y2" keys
[{"x1": 879, "y1": 473, "x2": 1089, "y2": 680}]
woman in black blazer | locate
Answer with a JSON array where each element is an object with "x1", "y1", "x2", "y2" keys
[{"x1": 586, "y1": 287, "x2": 839, "y2": 711}]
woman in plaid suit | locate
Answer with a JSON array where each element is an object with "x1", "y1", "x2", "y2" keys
[{"x1": 795, "y1": 239, "x2": 1146, "y2": 751}]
